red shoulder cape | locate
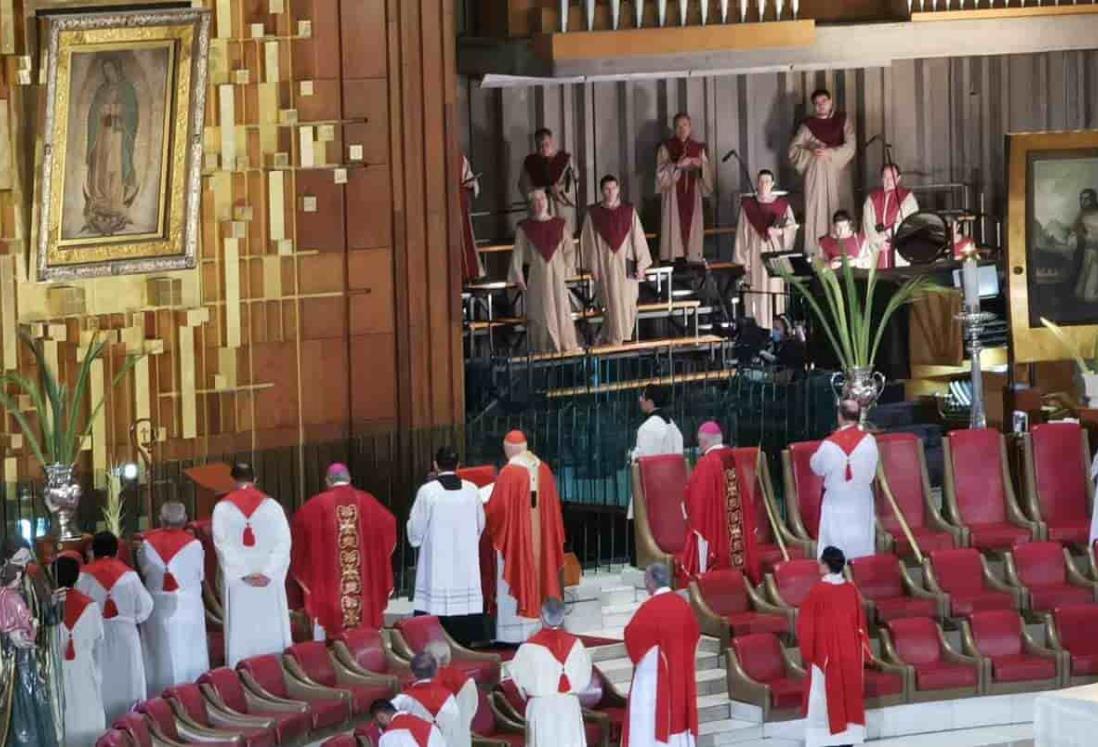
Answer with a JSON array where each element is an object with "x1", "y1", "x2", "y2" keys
[
  {"x1": 523, "y1": 151, "x2": 571, "y2": 188},
  {"x1": 486, "y1": 461, "x2": 566, "y2": 620},
  {"x1": 83, "y1": 558, "x2": 130, "y2": 592},
  {"x1": 869, "y1": 187, "x2": 912, "y2": 231},
  {"x1": 819, "y1": 234, "x2": 866, "y2": 262},
  {"x1": 588, "y1": 203, "x2": 635, "y2": 253},
  {"x1": 519, "y1": 217, "x2": 567, "y2": 264},
  {"x1": 740, "y1": 196, "x2": 791, "y2": 240},
  {"x1": 803, "y1": 112, "x2": 847, "y2": 147},
  {"x1": 527, "y1": 627, "x2": 580, "y2": 691},
  {"x1": 435, "y1": 665, "x2": 469, "y2": 696},
  {"x1": 62, "y1": 589, "x2": 94, "y2": 660},
  {"x1": 142, "y1": 528, "x2": 198, "y2": 565},
  {"x1": 388, "y1": 713, "x2": 434, "y2": 747},
  {"x1": 662, "y1": 138, "x2": 706, "y2": 249},
  {"x1": 403, "y1": 680, "x2": 453, "y2": 716}
]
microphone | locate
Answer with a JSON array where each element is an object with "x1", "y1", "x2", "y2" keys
[{"x1": 722, "y1": 149, "x2": 737, "y2": 163}]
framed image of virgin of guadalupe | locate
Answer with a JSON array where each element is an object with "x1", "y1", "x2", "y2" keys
[
  {"x1": 1006, "y1": 130, "x2": 1098, "y2": 363},
  {"x1": 35, "y1": 8, "x2": 210, "y2": 281}
]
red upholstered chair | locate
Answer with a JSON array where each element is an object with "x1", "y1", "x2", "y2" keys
[
  {"x1": 879, "y1": 617, "x2": 983, "y2": 701},
  {"x1": 688, "y1": 568, "x2": 793, "y2": 650},
  {"x1": 923, "y1": 548, "x2": 1023, "y2": 618},
  {"x1": 1023, "y1": 422, "x2": 1093, "y2": 546},
  {"x1": 959, "y1": 610, "x2": 1065, "y2": 694},
  {"x1": 471, "y1": 687, "x2": 525, "y2": 746},
  {"x1": 726, "y1": 633, "x2": 806, "y2": 722},
  {"x1": 164, "y1": 684, "x2": 278, "y2": 747},
  {"x1": 576, "y1": 667, "x2": 627, "y2": 744},
  {"x1": 330, "y1": 626, "x2": 413, "y2": 687},
  {"x1": 114, "y1": 712, "x2": 180, "y2": 747},
  {"x1": 198, "y1": 668, "x2": 312, "y2": 745},
  {"x1": 1003, "y1": 542, "x2": 1097, "y2": 613},
  {"x1": 782, "y1": 441, "x2": 824, "y2": 555},
  {"x1": 95, "y1": 730, "x2": 135, "y2": 747},
  {"x1": 319, "y1": 737, "x2": 361, "y2": 747},
  {"x1": 391, "y1": 616, "x2": 501, "y2": 686},
  {"x1": 763, "y1": 559, "x2": 821, "y2": 619},
  {"x1": 136, "y1": 698, "x2": 240, "y2": 746},
  {"x1": 457, "y1": 465, "x2": 497, "y2": 487},
  {"x1": 237, "y1": 655, "x2": 350, "y2": 734},
  {"x1": 1047, "y1": 604, "x2": 1098, "y2": 685},
  {"x1": 863, "y1": 656, "x2": 910, "y2": 708},
  {"x1": 942, "y1": 429, "x2": 1040, "y2": 552},
  {"x1": 1089, "y1": 539, "x2": 1098, "y2": 582},
  {"x1": 495, "y1": 679, "x2": 610, "y2": 747},
  {"x1": 632, "y1": 455, "x2": 690, "y2": 573},
  {"x1": 875, "y1": 433, "x2": 964, "y2": 557},
  {"x1": 847, "y1": 554, "x2": 945, "y2": 624},
  {"x1": 284, "y1": 641, "x2": 397, "y2": 715}
]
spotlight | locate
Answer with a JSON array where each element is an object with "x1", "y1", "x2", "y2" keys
[{"x1": 119, "y1": 462, "x2": 140, "y2": 481}]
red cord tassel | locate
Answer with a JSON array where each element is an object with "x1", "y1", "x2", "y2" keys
[
  {"x1": 103, "y1": 598, "x2": 119, "y2": 619},
  {"x1": 162, "y1": 571, "x2": 179, "y2": 592},
  {"x1": 557, "y1": 673, "x2": 571, "y2": 693},
  {"x1": 242, "y1": 525, "x2": 256, "y2": 547},
  {"x1": 64, "y1": 639, "x2": 76, "y2": 661},
  {"x1": 845, "y1": 461, "x2": 853, "y2": 481}
]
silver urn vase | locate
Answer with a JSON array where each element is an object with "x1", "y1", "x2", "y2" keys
[
  {"x1": 43, "y1": 463, "x2": 82, "y2": 542},
  {"x1": 830, "y1": 366, "x2": 886, "y2": 420}
]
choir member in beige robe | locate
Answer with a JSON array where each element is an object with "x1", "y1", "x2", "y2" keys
[
  {"x1": 862, "y1": 164, "x2": 919, "y2": 269},
  {"x1": 510, "y1": 189, "x2": 580, "y2": 354},
  {"x1": 656, "y1": 113, "x2": 714, "y2": 263},
  {"x1": 818, "y1": 210, "x2": 872, "y2": 270},
  {"x1": 734, "y1": 169, "x2": 798, "y2": 327},
  {"x1": 788, "y1": 90, "x2": 856, "y2": 257},
  {"x1": 581, "y1": 174, "x2": 653, "y2": 346},
  {"x1": 519, "y1": 128, "x2": 578, "y2": 236}
]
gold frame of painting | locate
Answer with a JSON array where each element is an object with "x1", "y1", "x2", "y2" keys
[
  {"x1": 35, "y1": 8, "x2": 209, "y2": 281},
  {"x1": 1006, "y1": 129, "x2": 1098, "y2": 363}
]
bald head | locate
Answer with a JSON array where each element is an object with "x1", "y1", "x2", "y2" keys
[
  {"x1": 541, "y1": 597, "x2": 566, "y2": 629},
  {"x1": 159, "y1": 501, "x2": 188, "y2": 529}
]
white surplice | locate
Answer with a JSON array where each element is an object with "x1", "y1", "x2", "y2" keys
[
  {"x1": 408, "y1": 475, "x2": 485, "y2": 615},
  {"x1": 492, "y1": 452, "x2": 542, "y2": 643},
  {"x1": 628, "y1": 412, "x2": 685, "y2": 519},
  {"x1": 137, "y1": 536, "x2": 209, "y2": 693},
  {"x1": 393, "y1": 683, "x2": 466, "y2": 747},
  {"x1": 508, "y1": 634, "x2": 593, "y2": 747},
  {"x1": 212, "y1": 497, "x2": 293, "y2": 667},
  {"x1": 75, "y1": 565, "x2": 154, "y2": 722},
  {"x1": 810, "y1": 428, "x2": 878, "y2": 561},
  {"x1": 379, "y1": 714, "x2": 448, "y2": 747},
  {"x1": 804, "y1": 574, "x2": 867, "y2": 747},
  {"x1": 59, "y1": 595, "x2": 105, "y2": 746}
]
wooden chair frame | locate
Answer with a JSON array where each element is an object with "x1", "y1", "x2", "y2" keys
[
  {"x1": 724, "y1": 644, "x2": 806, "y2": 722},
  {"x1": 1021, "y1": 428, "x2": 1093, "y2": 544},
  {"x1": 876, "y1": 436, "x2": 967, "y2": 551},
  {"x1": 1044, "y1": 614, "x2": 1098, "y2": 687},
  {"x1": 687, "y1": 573, "x2": 793, "y2": 652},
  {"x1": 198, "y1": 681, "x2": 311, "y2": 747}
]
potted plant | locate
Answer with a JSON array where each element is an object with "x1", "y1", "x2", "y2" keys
[
  {"x1": 1039, "y1": 317, "x2": 1098, "y2": 407},
  {"x1": 0, "y1": 333, "x2": 140, "y2": 541},
  {"x1": 778, "y1": 251, "x2": 939, "y2": 413}
]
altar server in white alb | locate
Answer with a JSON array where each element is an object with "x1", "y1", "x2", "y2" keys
[
  {"x1": 393, "y1": 653, "x2": 467, "y2": 747},
  {"x1": 138, "y1": 501, "x2": 209, "y2": 693},
  {"x1": 76, "y1": 531, "x2": 154, "y2": 722},
  {"x1": 508, "y1": 598, "x2": 593, "y2": 747},
  {"x1": 54, "y1": 553, "x2": 105, "y2": 746},
  {"x1": 212, "y1": 462, "x2": 292, "y2": 667},
  {"x1": 371, "y1": 699, "x2": 448, "y2": 747},
  {"x1": 810, "y1": 400, "x2": 878, "y2": 561},
  {"x1": 407, "y1": 446, "x2": 485, "y2": 643},
  {"x1": 633, "y1": 384, "x2": 685, "y2": 462}
]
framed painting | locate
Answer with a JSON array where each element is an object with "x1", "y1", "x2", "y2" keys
[
  {"x1": 35, "y1": 8, "x2": 209, "y2": 281},
  {"x1": 1007, "y1": 130, "x2": 1098, "y2": 363}
]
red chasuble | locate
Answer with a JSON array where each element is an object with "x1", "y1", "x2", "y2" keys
[
  {"x1": 485, "y1": 461, "x2": 566, "y2": 620},
  {"x1": 291, "y1": 484, "x2": 397, "y2": 632},
  {"x1": 220, "y1": 485, "x2": 268, "y2": 547},
  {"x1": 623, "y1": 591, "x2": 700, "y2": 745},
  {"x1": 62, "y1": 589, "x2": 94, "y2": 660},
  {"x1": 803, "y1": 112, "x2": 848, "y2": 148},
  {"x1": 402, "y1": 680, "x2": 454, "y2": 716},
  {"x1": 527, "y1": 627, "x2": 580, "y2": 692},
  {"x1": 826, "y1": 425, "x2": 869, "y2": 481},
  {"x1": 662, "y1": 137, "x2": 707, "y2": 248},
  {"x1": 523, "y1": 151, "x2": 572, "y2": 189},
  {"x1": 588, "y1": 203, "x2": 635, "y2": 253},
  {"x1": 818, "y1": 234, "x2": 866, "y2": 264},
  {"x1": 741, "y1": 196, "x2": 791, "y2": 240},
  {"x1": 388, "y1": 713, "x2": 434, "y2": 747},
  {"x1": 519, "y1": 217, "x2": 567, "y2": 264},
  {"x1": 459, "y1": 153, "x2": 479, "y2": 281},
  {"x1": 797, "y1": 580, "x2": 869, "y2": 735},
  {"x1": 83, "y1": 557, "x2": 131, "y2": 619},
  {"x1": 142, "y1": 528, "x2": 198, "y2": 592}
]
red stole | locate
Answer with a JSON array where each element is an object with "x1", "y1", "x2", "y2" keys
[
  {"x1": 826, "y1": 426, "x2": 869, "y2": 481},
  {"x1": 142, "y1": 528, "x2": 196, "y2": 592},
  {"x1": 519, "y1": 217, "x2": 566, "y2": 264},
  {"x1": 818, "y1": 234, "x2": 865, "y2": 263},
  {"x1": 803, "y1": 112, "x2": 847, "y2": 147},
  {"x1": 623, "y1": 591, "x2": 700, "y2": 745},
  {"x1": 527, "y1": 627, "x2": 579, "y2": 692},
  {"x1": 797, "y1": 581, "x2": 869, "y2": 734},
  {"x1": 459, "y1": 154, "x2": 479, "y2": 281},
  {"x1": 588, "y1": 203, "x2": 635, "y2": 253},
  {"x1": 485, "y1": 461, "x2": 566, "y2": 620},
  {"x1": 84, "y1": 557, "x2": 130, "y2": 620},
  {"x1": 388, "y1": 713, "x2": 434, "y2": 747},
  {"x1": 741, "y1": 196, "x2": 791, "y2": 240},
  {"x1": 869, "y1": 187, "x2": 911, "y2": 231},
  {"x1": 290, "y1": 484, "x2": 397, "y2": 632},
  {"x1": 523, "y1": 151, "x2": 571, "y2": 188},
  {"x1": 62, "y1": 589, "x2": 93, "y2": 660},
  {"x1": 662, "y1": 138, "x2": 706, "y2": 248},
  {"x1": 403, "y1": 680, "x2": 453, "y2": 717},
  {"x1": 221, "y1": 486, "x2": 267, "y2": 547}
]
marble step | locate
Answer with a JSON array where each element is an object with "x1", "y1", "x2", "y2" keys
[
  {"x1": 598, "y1": 649, "x2": 724, "y2": 685},
  {"x1": 697, "y1": 718, "x2": 765, "y2": 747},
  {"x1": 698, "y1": 693, "x2": 735, "y2": 723},
  {"x1": 615, "y1": 666, "x2": 729, "y2": 697}
]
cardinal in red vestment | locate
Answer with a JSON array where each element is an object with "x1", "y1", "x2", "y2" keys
[
  {"x1": 623, "y1": 563, "x2": 700, "y2": 747},
  {"x1": 798, "y1": 546, "x2": 870, "y2": 747},
  {"x1": 485, "y1": 430, "x2": 566, "y2": 643},
  {"x1": 291, "y1": 463, "x2": 397, "y2": 637}
]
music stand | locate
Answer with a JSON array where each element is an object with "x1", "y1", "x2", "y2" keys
[{"x1": 762, "y1": 251, "x2": 812, "y2": 278}]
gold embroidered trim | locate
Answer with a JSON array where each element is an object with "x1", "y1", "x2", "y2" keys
[
  {"x1": 336, "y1": 503, "x2": 363, "y2": 629},
  {"x1": 724, "y1": 466, "x2": 746, "y2": 570}
]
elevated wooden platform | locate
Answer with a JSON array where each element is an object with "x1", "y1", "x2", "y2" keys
[
  {"x1": 545, "y1": 368, "x2": 734, "y2": 398},
  {"x1": 513, "y1": 333, "x2": 726, "y2": 363}
]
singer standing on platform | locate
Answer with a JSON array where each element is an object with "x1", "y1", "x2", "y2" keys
[
  {"x1": 789, "y1": 89, "x2": 855, "y2": 256},
  {"x1": 734, "y1": 169, "x2": 798, "y2": 327},
  {"x1": 657, "y1": 113, "x2": 714, "y2": 262},
  {"x1": 862, "y1": 164, "x2": 918, "y2": 269},
  {"x1": 519, "y1": 128, "x2": 578, "y2": 236}
]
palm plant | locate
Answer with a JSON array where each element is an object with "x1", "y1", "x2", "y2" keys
[
  {"x1": 778, "y1": 250, "x2": 940, "y2": 371},
  {"x1": 0, "y1": 333, "x2": 141, "y2": 469}
]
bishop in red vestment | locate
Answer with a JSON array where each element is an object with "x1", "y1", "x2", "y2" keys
[
  {"x1": 798, "y1": 546, "x2": 869, "y2": 747},
  {"x1": 624, "y1": 563, "x2": 700, "y2": 747},
  {"x1": 292, "y1": 463, "x2": 397, "y2": 637}
]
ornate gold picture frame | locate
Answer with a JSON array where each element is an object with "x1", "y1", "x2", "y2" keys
[
  {"x1": 1007, "y1": 129, "x2": 1098, "y2": 363},
  {"x1": 35, "y1": 8, "x2": 209, "y2": 281}
]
